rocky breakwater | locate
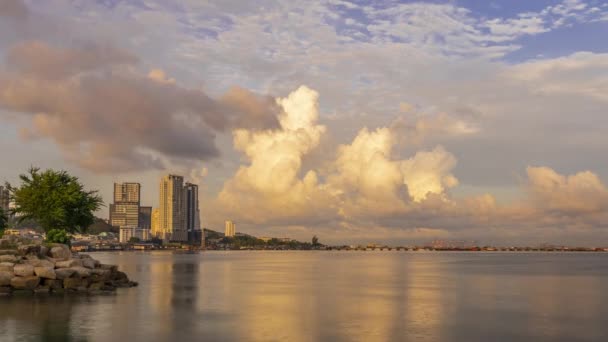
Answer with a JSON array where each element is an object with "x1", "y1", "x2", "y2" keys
[{"x1": 0, "y1": 244, "x2": 137, "y2": 296}]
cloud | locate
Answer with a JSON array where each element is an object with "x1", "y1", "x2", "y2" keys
[
  {"x1": 526, "y1": 166, "x2": 608, "y2": 214},
  {"x1": 217, "y1": 85, "x2": 459, "y2": 224},
  {"x1": 217, "y1": 85, "x2": 333, "y2": 224},
  {"x1": 211, "y1": 85, "x2": 608, "y2": 245},
  {"x1": 0, "y1": 0, "x2": 28, "y2": 20},
  {"x1": 0, "y1": 41, "x2": 280, "y2": 172}
]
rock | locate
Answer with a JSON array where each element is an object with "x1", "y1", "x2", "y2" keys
[
  {"x1": 43, "y1": 279, "x2": 63, "y2": 289},
  {"x1": 88, "y1": 282, "x2": 104, "y2": 290},
  {"x1": 49, "y1": 246, "x2": 72, "y2": 260},
  {"x1": 90, "y1": 268, "x2": 111, "y2": 277},
  {"x1": 34, "y1": 266, "x2": 56, "y2": 279},
  {"x1": 0, "y1": 271, "x2": 13, "y2": 286},
  {"x1": 13, "y1": 264, "x2": 35, "y2": 277},
  {"x1": 63, "y1": 277, "x2": 87, "y2": 290},
  {"x1": 55, "y1": 268, "x2": 76, "y2": 280},
  {"x1": 78, "y1": 254, "x2": 93, "y2": 259},
  {"x1": 0, "y1": 249, "x2": 18, "y2": 255},
  {"x1": 70, "y1": 266, "x2": 91, "y2": 278},
  {"x1": 0, "y1": 286, "x2": 11, "y2": 295},
  {"x1": 99, "y1": 264, "x2": 118, "y2": 272},
  {"x1": 82, "y1": 258, "x2": 99, "y2": 269},
  {"x1": 55, "y1": 259, "x2": 82, "y2": 268},
  {"x1": 35, "y1": 259, "x2": 55, "y2": 268},
  {"x1": 0, "y1": 255, "x2": 17, "y2": 263},
  {"x1": 11, "y1": 276, "x2": 40, "y2": 290},
  {"x1": 25, "y1": 256, "x2": 40, "y2": 265},
  {"x1": 39, "y1": 245, "x2": 49, "y2": 258},
  {"x1": 0, "y1": 262, "x2": 14, "y2": 272},
  {"x1": 18, "y1": 244, "x2": 42, "y2": 257}
]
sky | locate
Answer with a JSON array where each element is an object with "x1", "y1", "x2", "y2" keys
[{"x1": 1, "y1": 0, "x2": 608, "y2": 245}]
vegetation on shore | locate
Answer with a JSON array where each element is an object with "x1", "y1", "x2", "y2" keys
[{"x1": 5, "y1": 167, "x2": 103, "y2": 233}]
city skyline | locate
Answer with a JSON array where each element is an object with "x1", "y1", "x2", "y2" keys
[{"x1": 1, "y1": 0, "x2": 608, "y2": 245}]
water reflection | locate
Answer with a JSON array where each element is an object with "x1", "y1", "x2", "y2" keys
[{"x1": 2, "y1": 252, "x2": 608, "y2": 341}]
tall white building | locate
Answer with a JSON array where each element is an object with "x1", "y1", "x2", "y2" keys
[
  {"x1": 159, "y1": 175, "x2": 187, "y2": 242},
  {"x1": 225, "y1": 220, "x2": 236, "y2": 237}
]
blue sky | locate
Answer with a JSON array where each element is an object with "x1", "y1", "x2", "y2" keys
[{"x1": 1, "y1": 0, "x2": 608, "y2": 244}]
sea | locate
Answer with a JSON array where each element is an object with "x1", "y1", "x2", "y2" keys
[{"x1": 1, "y1": 251, "x2": 608, "y2": 341}]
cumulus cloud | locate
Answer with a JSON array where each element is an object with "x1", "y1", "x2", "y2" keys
[
  {"x1": 211, "y1": 85, "x2": 608, "y2": 245},
  {"x1": 526, "y1": 166, "x2": 608, "y2": 214},
  {"x1": 217, "y1": 86, "x2": 333, "y2": 223},
  {"x1": 0, "y1": 41, "x2": 279, "y2": 172},
  {"x1": 217, "y1": 85, "x2": 461, "y2": 225}
]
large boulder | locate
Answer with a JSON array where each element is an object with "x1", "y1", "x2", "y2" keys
[
  {"x1": 55, "y1": 259, "x2": 82, "y2": 268},
  {"x1": 0, "y1": 271, "x2": 13, "y2": 286},
  {"x1": 0, "y1": 249, "x2": 18, "y2": 255},
  {"x1": 18, "y1": 244, "x2": 41, "y2": 257},
  {"x1": 82, "y1": 258, "x2": 99, "y2": 269},
  {"x1": 0, "y1": 255, "x2": 17, "y2": 263},
  {"x1": 43, "y1": 279, "x2": 63, "y2": 290},
  {"x1": 30, "y1": 259, "x2": 55, "y2": 268},
  {"x1": 10, "y1": 276, "x2": 40, "y2": 290},
  {"x1": 0, "y1": 262, "x2": 14, "y2": 272},
  {"x1": 49, "y1": 245, "x2": 72, "y2": 260},
  {"x1": 39, "y1": 245, "x2": 49, "y2": 258},
  {"x1": 55, "y1": 268, "x2": 76, "y2": 280},
  {"x1": 0, "y1": 239, "x2": 16, "y2": 249},
  {"x1": 63, "y1": 277, "x2": 88, "y2": 290},
  {"x1": 99, "y1": 264, "x2": 118, "y2": 272},
  {"x1": 34, "y1": 266, "x2": 56, "y2": 279},
  {"x1": 13, "y1": 264, "x2": 35, "y2": 277},
  {"x1": 70, "y1": 266, "x2": 91, "y2": 278}
]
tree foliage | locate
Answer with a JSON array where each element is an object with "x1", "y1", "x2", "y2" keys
[
  {"x1": 46, "y1": 228, "x2": 72, "y2": 245},
  {"x1": 7, "y1": 167, "x2": 103, "y2": 233},
  {"x1": 0, "y1": 207, "x2": 8, "y2": 232},
  {"x1": 312, "y1": 235, "x2": 319, "y2": 247}
]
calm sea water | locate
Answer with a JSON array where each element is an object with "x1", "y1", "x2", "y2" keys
[{"x1": 1, "y1": 251, "x2": 608, "y2": 341}]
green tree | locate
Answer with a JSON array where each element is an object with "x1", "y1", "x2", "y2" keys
[
  {"x1": 46, "y1": 228, "x2": 71, "y2": 245},
  {"x1": 128, "y1": 237, "x2": 141, "y2": 243},
  {"x1": 312, "y1": 235, "x2": 319, "y2": 247},
  {"x1": 7, "y1": 167, "x2": 103, "y2": 233},
  {"x1": 0, "y1": 207, "x2": 8, "y2": 231}
]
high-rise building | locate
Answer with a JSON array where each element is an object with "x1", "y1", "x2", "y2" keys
[
  {"x1": 151, "y1": 208, "x2": 160, "y2": 238},
  {"x1": 114, "y1": 183, "x2": 141, "y2": 203},
  {"x1": 159, "y1": 175, "x2": 187, "y2": 242},
  {"x1": 139, "y1": 206, "x2": 152, "y2": 229},
  {"x1": 0, "y1": 186, "x2": 9, "y2": 215},
  {"x1": 184, "y1": 183, "x2": 200, "y2": 232},
  {"x1": 225, "y1": 220, "x2": 236, "y2": 237},
  {"x1": 109, "y1": 182, "x2": 141, "y2": 229}
]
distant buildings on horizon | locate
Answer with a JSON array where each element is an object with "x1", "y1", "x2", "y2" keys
[
  {"x1": 225, "y1": 220, "x2": 236, "y2": 237},
  {"x1": 112, "y1": 175, "x2": 205, "y2": 244}
]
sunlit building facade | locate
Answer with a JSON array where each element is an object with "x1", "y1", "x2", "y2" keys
[
  {"x1": 159, "y1": 174, "x2": 187, "y2": 242},
  {"x1": 109, "y1": 182, "x2": 141, "y2": 229},
  {"x1": 151, "y1": 208, "x2": 160, "y2": 238},
  {"x1": 225, "y1": 220, "x2": 236, "y2": 237}
]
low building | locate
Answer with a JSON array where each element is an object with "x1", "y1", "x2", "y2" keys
[{"x1": 120, "y1": 227, "x2": 152, "y2": 243}]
